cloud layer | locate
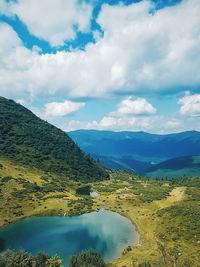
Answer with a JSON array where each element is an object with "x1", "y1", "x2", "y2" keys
[
  {"x1": 0, "y1": 0, "x2": 200, "y2": 102},
  {"x1": 0, "y1": 0, "x2": 200, "y2": 134}
]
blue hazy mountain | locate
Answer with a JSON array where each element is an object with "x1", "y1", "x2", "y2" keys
[{"x1": 68, "y1": 130, "x2": 200, "y2": 174}]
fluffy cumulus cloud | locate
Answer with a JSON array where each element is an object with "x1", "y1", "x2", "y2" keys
[
  {"x1": 44, "y1": 100, "x2": 85, "y2": 117},
  {"x1": 0, "y1": 23, "x2": 38, "y2": 99},
  {"x1": 179, "y1": 92, "x2": 200, "y2": 116},
  {"x1": 0, "y1": 0, "x2": 200, "y2": 102},
  {"x1": 3, "y1": 0, "x2": 93, "y2": 47},
  {"x1": 95, "y1": 0, "x2": 200, "y2": 94},
  {"x1": 110, "y1": 96, "x2": 156, "y2": 116}
]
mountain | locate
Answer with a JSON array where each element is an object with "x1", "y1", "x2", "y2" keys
[
  {"x1": 0, "y1": 97, "x2": 109, "y2": 182},
  {"x1": 87, "y1": 154, "x2": 152, "y2": 173},
  {"x1": 68, "y1": 129, "x2": 200, "y2": 174},
  {"x1": 144, "y1": 155, "x2": 200, "y2": 179}
]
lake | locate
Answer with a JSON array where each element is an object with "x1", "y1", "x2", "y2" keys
[{"x1": 0, "y1": 210, "x2": 138, "y2": 266}]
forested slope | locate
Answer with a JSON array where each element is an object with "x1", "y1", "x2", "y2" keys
[{"x1": 0, "y1": 97, "x2": 109, "y2": 182}]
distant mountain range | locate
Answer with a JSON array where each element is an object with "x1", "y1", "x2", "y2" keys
[
  {"x1": 0, "y1": 97, "x2": 109, "y2": 182},
  {"x1": 68, "y1": 129, "x2": 200, "y2": 178}
]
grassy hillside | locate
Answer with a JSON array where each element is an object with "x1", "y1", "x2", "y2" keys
[
  {"x1": 145, "y1": 155, "x2": 200, "y2": 178},
  {"x1": 0, "y1": 157, "x2": 96, "y2": 227},
  {"x1": 0, "y1": 97, "x2": 109, "y2": 182}
]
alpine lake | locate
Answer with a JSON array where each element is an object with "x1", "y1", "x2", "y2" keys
[{"x1": 0, "y1": 210, "x2": 138, "y2": 266}]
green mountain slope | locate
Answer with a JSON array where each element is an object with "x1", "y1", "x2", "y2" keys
[
  {"x1": 145, "y1": 155, "x2": 200, "y2": 179},
  {"x1": 0, "y1": 97, "x2": 109, "y2": 182}
]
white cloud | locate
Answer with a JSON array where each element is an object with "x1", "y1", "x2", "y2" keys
[
  {"x1": 179, "y1": 92, "x2": 200, "y2": 116},
  {"x1": 110, "y1": 96, "x2": 156, "y2": 116},
  {"x1": 0, "y1": 0, "x2": 11, "y2": 16},
  {"x1": 92, "y1": 30, "x2": 102, "y2": 42},
  {"x1": 94, "y1": 0, "x2": 200, "y2": 94},
  {"x1": 44, "y1": 100, "x2": 85, "y2": 117},
  {"x1": 16, "y1": 99, "x2": 26, "y2": 105},
  {"x1": 0, "y1": 0, "x2": 200, "y2": 101},
  {"x1": 166, "y1": 119, "x2": 181, "y2": 128},
  {"x1": 0, "y1": 23, "x2": 22, "y2": 54},
  {"x1": 10, "y1": 0, "x2": 92, "y2": 47},
  {"x1": 95, "y1": 115, "x2": 159, "y2": 131}
]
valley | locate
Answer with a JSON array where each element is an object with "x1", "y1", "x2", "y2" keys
[
  {"x1": 0, "y1": 157, "x2": 200, "y2": 266},
  {"x1": 0, "y1": 97, "x2": 200, "y2": 267}
]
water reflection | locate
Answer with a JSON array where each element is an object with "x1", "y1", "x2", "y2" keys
[{"x1": 0, "y1": 210, "x2": 138, "y2": 266}]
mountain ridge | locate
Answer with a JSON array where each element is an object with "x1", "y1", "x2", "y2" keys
[
  {"x1": 0, "y1": 97, "x2": 109, "y2": 182},
  {"x1": 68, "y1": 129, "x2": 200, "y2": 175}
]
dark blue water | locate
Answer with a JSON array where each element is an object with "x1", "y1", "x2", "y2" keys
[{"x1": 0, "y1": 210, "x2": 138, "y2": 266}]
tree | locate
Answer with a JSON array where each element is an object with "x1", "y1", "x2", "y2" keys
[
  {"x1": 69, "y1": 249, "x2": 107, "y2": 267},
  {"x1": 0, "y1": 250, "x2": 62, "y2": 267}
]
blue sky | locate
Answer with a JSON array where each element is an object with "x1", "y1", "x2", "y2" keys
[{"x1": 0, "y1": 0, "x2": 200, "y2": 133}]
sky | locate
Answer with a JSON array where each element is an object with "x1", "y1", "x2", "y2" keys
[{"x1": 0, "y1": 0, "x2": 200, "y2": 133}]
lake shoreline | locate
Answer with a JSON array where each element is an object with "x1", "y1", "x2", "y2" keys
[
  {"x1": 0, "y1": 209, "x2": 139, "y2": 266},
  {"x1": 0, "y1": 207, "x2": 141, "y2": 246}
]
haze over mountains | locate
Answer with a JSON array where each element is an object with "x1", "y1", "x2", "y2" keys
[{"x1": 68, "y1": 130, "x2": 200, "y2": 178}]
